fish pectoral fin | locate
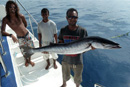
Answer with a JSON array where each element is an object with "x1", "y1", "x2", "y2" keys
[{"x1": 86, "y1": 43, "x2": 96, "y2": 50}]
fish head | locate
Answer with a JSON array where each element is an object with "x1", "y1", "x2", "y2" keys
[
  {"x1": 92, "y1": 41, "x2": 121, "y2": 49},
  {"x1": 88, "y1": 36, "x2": 121, "y2": 49}
]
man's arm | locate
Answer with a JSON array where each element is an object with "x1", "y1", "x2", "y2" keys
[
  {"x1": 54, "y1": 34, "x2": 58, "y2": 43},
  {"x1": 1, "y1": 18, "x2": 10, "y2": 36},
  {"x1": 38, "y1": 33, "x2": 42, "y2": 47},
  {"x1": 20, "y1": 14, "x2": 27, "y2": 27},
  {"x1": 1, "y1": 17, "x2": 18, "y2": 43}
]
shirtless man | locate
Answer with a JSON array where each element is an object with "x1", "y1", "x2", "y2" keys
[{"x1": 1, "y1": 1, "x2": 35, "y2": 67}]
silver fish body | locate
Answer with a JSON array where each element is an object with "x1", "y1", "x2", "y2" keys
[{"x1": 23, "y1": 36, "x2": 121, "y2": 56}]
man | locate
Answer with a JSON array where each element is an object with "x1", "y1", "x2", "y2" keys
[
  {"x1": 58, "y1": 8, "x2": 88, "y2": 87},
  {"x1": 1, "y1": 1, "x2": 35, "y2": 67},
  {"x1": 37, "y1": 8, "x2": 58, "y2": 70}
]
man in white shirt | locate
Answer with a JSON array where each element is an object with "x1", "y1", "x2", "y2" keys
[{"x1": 37, "y1": 8, "x2": 58, "y2": 70}]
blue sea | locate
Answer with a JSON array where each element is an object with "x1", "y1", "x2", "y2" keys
[{"x1": 1, "y1": 0, "x2": 130, "y2": 87}]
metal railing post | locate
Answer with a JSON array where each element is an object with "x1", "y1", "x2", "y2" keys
[
  {"x1": 0, "y1": 38, "x2": 6, "y2": 55},
  {"x1": 0, "y1": 17, "x2": 3, "y2": 42},
  {"x1": 0, "y1": 31, "x2": 3, "y2": 42},
  {"x1": 0, "y1": 53, "x2": 9, "y2": 77}
]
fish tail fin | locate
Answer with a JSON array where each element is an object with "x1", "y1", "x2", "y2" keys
[{"x1": 21, "y1": 45, "x2": 34, "y2": 57}]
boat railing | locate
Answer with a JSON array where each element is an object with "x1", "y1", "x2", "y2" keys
[
  {"x1": 0, "y1": 18, "x2": 3, "y2": 42},
  {"x1": 0, "y1": 5, "x2": 6, "y2": 55},
  {"x1": 0, "y1": 53, "x2": 9, "y2": 77},
  {"x1": 16, "y1": 0, "x2": 38, "y2": 38},
  {"x1": 0, "y1": 38, "x2": 6, "y2": 55},
  {"x1": 0, "y1": 4, "x2": 9, "y2": 78},
  {"x1": 0, "y1": 23, "x2": 6, "y2": 56}
]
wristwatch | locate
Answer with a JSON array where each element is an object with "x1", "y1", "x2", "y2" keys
[{"x1": 9, "y1": 34, "x2": 12, "y2": 37}]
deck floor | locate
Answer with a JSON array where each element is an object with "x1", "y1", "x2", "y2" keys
[{"x1": 4, "y1": 25, "x2": 79, "y2": 87}]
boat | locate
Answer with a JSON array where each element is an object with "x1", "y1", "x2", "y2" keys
[
  {"x1": 0, "y1": 1, "x2": 83, "y2": 87},
  {"x1": 0, "y1": 0, "x2": 107, "y2": 87}
]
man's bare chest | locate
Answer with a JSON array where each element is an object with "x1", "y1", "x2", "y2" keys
[{"x1": 10, "y1": 19, "x2": 21, "y2": 26}]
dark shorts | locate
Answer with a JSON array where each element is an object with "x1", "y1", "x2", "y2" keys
[{"x1": 18, "y1": 32, "x2": 34, "y2": 59}]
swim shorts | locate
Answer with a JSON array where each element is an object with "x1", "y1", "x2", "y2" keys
[{"x1": 18, "y1": 32, "x2": 34, "y2": 59}]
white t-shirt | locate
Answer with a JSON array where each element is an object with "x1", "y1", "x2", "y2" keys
[{"x1": 37, "y1": 20, "x2": 57, "y2": 42}]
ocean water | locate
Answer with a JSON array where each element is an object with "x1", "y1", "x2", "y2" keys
[{"x1": 1, "y1": 0, "x2": 130, "y2": 87}]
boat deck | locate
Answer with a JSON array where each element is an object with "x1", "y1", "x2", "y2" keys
[
  {"x1": 0, "y1": 4, "x2": 82, "y2": 87},
  {"x1": 0, "y1": 25, "x2": 80, "y2": 87}
]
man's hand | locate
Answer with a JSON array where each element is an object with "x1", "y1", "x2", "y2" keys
[
  {"x1": 11, "y1": 35, "x2": 18, "y2": 43},
  {"x1": 91, "y1": 46, "x2": 96, "y2": 50}
]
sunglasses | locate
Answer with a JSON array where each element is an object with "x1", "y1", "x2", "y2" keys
[
  {"x1": 9, "y1": 6, "x2": 16, "y2": 9},
  {"x1": 67, "y1": 16, "x2": 78, "y2": 19}
]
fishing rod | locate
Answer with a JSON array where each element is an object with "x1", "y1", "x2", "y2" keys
[{"x1": 111, "y1": 32, "x2": 130, "y2": 38}]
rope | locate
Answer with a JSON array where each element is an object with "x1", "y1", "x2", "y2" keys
[{"x1": 111, "y1": 32, "x2": 130, "y2": 38}]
